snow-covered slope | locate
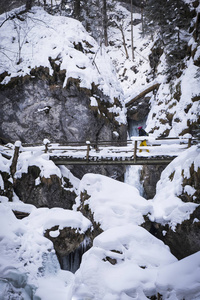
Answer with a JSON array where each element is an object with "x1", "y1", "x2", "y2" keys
[
  {"x1": 106, "y1": 2, "x2": 200, "y2": 137},
  {"x1": 0, "y1": 6, "x2": 124, "y2": 108},
  {"x1": 1, "y1": 2, "x2": 199, "y2": 136},
  {"x1": 0, "y1": 145, "x2": 200, "y2": 299},
  {"x1": 0, "y1": 2, "x2": 200, "y2": 300},
  {"x1": 146, "y1": 56, "x2": 200, "y2": 137},
  {"x1": 149, "y1": 145, "x2": 200, "y2": 229}
]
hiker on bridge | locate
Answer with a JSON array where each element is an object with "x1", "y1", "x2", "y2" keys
[{"x1": 138, "y1": 126, "x2": 149, "y2": 153}]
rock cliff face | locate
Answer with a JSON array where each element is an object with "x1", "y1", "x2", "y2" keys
[
  {"x1": 0, "y1": 70, "x2": 127, "y2": 145},
  {"x1": 44, "y1": 226, "x2": 91, "y2": 272},
  {"x1": 0, "y1": 67, "x2": 127, "y2": 180},
  {"x1": 145, "y1": 206, "x2": 200, "y2": 260},
  {"x1": 140, "y1": 165, "x2": 165, "y2": 199}
]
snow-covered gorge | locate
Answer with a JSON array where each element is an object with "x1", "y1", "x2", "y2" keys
[
  {"x1": 0, "y1": 145, "x2": 200, "y2": 299},
  {"x1": 0, "y1": 1, "x2": 200, "y2": 299}
]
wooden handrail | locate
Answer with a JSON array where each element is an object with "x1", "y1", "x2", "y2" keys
[
  {"x1": 1, "y1": 137, "x2": 197, "y2": 168},
  {"x1": 20, "y1": 137, "x2": 193, "y2": 148}
]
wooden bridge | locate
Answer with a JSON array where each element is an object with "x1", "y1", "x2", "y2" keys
[
  {"x1": 48, "y1": 137, "x2": 192, "y2": 165},
  {"x1": 1, "y1": 137, "x2": 193, "y2": 168}
]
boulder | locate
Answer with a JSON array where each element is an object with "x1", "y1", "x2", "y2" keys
[{"x1": 14, "y1": 166, "x2": 76, "y2": 209}]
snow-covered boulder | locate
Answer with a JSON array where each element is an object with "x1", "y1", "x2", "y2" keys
[
  {"x1": 72, "y1": 224, "x2": 177, "y2": 299},
  {"x1": 147, "y1": 145, "x2": 200, "y2": 259},
  {"x1": 0, "y1": 203, "x2": 91, "y2": 299},
  {"x1": 76, "y1": 173, "x2": 152, "y2": 231}
]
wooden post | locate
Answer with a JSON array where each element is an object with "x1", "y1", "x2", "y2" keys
[
  {"x1": 188, "y1": 138, "x2": 192, "y2": 148},
  {"x1": 86, "y1": 141, "x2": 90, "y2": 162},
  {"x1": 10, "y1": 141, "x2": 21, "y2": 179},
  {"x1": 134, "y1": 140, "x2": 137, "y2": 163},
  {"x1": 95, "y1": 141, "x2": 98, "y2": 152},
  {"x1": 45, "y1": 143, "x2": 48, "y2": 153},
  {"x1": 43, "y1": 138, "x2": 50, "y2": 153}
]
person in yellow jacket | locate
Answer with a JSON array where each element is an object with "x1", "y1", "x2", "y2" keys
[{"x1": 137, "y1": 126, "x2": 149, "y2": 152}]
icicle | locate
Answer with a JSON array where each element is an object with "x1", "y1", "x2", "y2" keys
[{"x1": 60, "y1": 237, "x2": 91, "y2": 273}]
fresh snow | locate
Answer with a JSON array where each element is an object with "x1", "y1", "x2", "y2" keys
[
  {"x1": 0, "y1": 145, "x2": 199, "y2": 299},
  {"x1": 156, "y1": 251, "x2": 200, "y2": 300},
  {"x1": 76, "y1": 173, "x2": 152, "y2": 230},
  {"x1": 0, "y1": 2, "x2": 200, "y2": 300},
  {"x1": 149, "y1": 146, "x2": 200, "y2": 230},
  {"x1": 0, "y1": 6, "x2": 126, "y2": 123},
  {"x1": 72, "y1": 225, "x2": 177, "y2": 299}
]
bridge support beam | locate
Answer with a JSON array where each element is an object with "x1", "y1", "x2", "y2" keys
[{"x1": 50, "y1": 157, "x2": 175, "y2": 166}]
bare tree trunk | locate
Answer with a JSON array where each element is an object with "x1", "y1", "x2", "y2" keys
[
  {"x1": 74, "y1": 0, "x2": 81, "y2": 19},
  {"x1": 103, "y1": 0, "x2": 108, "y2": 46},
  {"x1": 26, "y1": 0, "x2": 32, "y2": 11},
  {"x1": 141, "y1": 6, "x2": 144, "y2": 37},
  {"x1": 131, "y1": 0, "x2": 134, "y2": 60},
  {"x1": 118, "y1": 23, "x2": 129, "y2": 59}
]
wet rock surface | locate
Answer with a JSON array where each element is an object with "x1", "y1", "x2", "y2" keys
[
  {"x1": 44, "y1": 226, "x2": 92, "y2": 273},
  {"x1": 140, "y1": 165, "x2": 165, "y2": 199},
  {"x1": 0, "y1": 70, "x2": 127, "y2": 181},
  {"x1": 14, "y1": 166, "x2": 76, "y2": 209},
  {"x1": 0, "y1": 71, "x2": 126, "y2": 144},
  {"x1": 143, "y1": 206, "x2": 200, "y2": 260},
  {"x1": 127, "y1": 96, "x2": 151, "y2": 122}
]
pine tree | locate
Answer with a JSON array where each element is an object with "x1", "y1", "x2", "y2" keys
[
  {"x1": 144, "y1": 0, "x2": 193, "y2": 78},
  {"x1": 73, "y1": 0, "x2": 81, "y2": 19},
  {"x1": 76, "y1": 0, "x2": 115, "y2": 46}
]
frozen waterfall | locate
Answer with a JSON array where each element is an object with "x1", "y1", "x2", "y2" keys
[{"x1": 124, "y1": 119, "x2": 147, "y2": 196}]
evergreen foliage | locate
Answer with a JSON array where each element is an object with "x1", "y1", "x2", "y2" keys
[
  {"x1": 144, "y1": 0, "x2": 194, "y2": 79},
  {"x1": 78, "y1": 0, "x2": 116, "y2": 45}
]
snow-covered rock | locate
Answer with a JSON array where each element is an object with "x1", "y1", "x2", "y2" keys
[{"x1": 0, "y1": 6, "x2": 126, "y2": 146}]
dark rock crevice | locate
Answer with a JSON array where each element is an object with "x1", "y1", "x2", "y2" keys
[{"x1": 44, "y1": 226, "x2": 92, "y2": 273}]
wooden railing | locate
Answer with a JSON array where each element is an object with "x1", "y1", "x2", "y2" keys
[
  {"x1": 41, "y1": 137, "x2": 193, "y2": 165},
  {"x1": 0, "y1": 137, "x2": 196, "y2": 170}
]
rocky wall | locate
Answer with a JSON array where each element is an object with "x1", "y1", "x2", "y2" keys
[{"x1": 0, "y1": 68, "x2": 127, "y2": 180}]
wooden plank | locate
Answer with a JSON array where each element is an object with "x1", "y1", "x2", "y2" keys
[{"x1": 50, "y1": 156, "x2": 174, "y2": 166}]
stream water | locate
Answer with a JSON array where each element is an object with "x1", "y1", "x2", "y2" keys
[{"x1": 124, "y1": 119, "x2": 147, "y2": 196}]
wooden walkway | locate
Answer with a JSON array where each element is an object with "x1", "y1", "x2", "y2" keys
[
  {"x1": 1, "y1": 137, "x2": 193, "y2": 167},
  {"x1": 48, "y1": 137, "x2": 190, "y2": 165}
]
